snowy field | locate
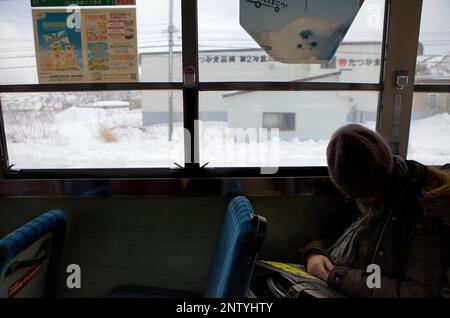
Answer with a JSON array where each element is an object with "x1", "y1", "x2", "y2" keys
[
  {"x1": 408, "y1": 113, "x2": 450, "y2": 165},
  {"x1": 4, "y1": 107, "x2": 184, "y2": 169},
  {"x1": 2, "y1": 103, "x2": 450, "y2": 169}
]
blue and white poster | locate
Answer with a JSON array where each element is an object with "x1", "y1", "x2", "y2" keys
[
  {"x1": 32, "y1": 7, "x2": 138, "y2": 84},
  {"x1": 240, "y1": 0, "x2": 365, "y2": 64},
  {"x1": 33, "y1": 10, "x2": 85, "y2": 82}
]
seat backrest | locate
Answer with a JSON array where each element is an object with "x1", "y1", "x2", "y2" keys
[
  {"x1": 204, "y1": 196, "x2": 266, "y2": 298},
  {"x1": 0, "y1": 210, "x2": 66, "y2": 298}
]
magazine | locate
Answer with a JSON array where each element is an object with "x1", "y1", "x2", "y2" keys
[{"x1": 256, "y1": 260, "x2": 346, "y2": 298}]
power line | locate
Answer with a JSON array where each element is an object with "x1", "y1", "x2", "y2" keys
[
  {"x1": 0, "y1": 55, "x2": 35, "y2": 59},
  {"x1": 199, "y1": 11, "x2": 238, "y2": 25},
  {"x1": 0, "y1": 65, "x2": 34, "y2": 70}
]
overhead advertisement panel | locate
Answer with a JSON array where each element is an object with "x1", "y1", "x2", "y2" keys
[
  {"x1": 240, "y1": 0, "x2": 365, "y2": 64},
  {"x1": 32, "y1": 4, "x2": 138, "y2": 83}
]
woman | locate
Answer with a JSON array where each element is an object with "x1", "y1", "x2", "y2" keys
[{"x1": 301, "y1": 124, "x2": 450, "y2": 298}]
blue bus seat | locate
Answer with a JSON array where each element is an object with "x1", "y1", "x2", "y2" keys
[
  {"x1": 0, "y1": 210, "x2": 66, "y2": 298},
  {"x1": 111, "y1": 196, "x2": 267, "y2": 298},
  {"x1": 204, "y1": 196, "x2": 266, "y2": 298}
]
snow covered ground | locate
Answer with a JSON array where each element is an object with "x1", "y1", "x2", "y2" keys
[
  {"x1": 2, "y1": 104, "x2": 449, "y2": 169},
  {"x1": 4, "y1": 107, "x2": 185, "y2": 169},
  {"x1": 408, "y1": 113, "x2": 450, "y2": 165}
]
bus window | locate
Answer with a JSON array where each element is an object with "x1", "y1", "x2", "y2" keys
[
  {"x1": 409, "y1": 0, "x2": 450, "y2": 165},
  {"x1": 199, "y1": 91, "x2": 379, "y2": 167},
  {"x1": 198, "y1": 0, "x2": 385, "y2": 83},
  {"x1": 1, "y1": 90, "x2": 184, "y2": 169}
]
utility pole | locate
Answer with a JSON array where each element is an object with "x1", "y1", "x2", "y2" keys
[{"x1": 168, "y1": 0, "x2": 174, "y2": 141}]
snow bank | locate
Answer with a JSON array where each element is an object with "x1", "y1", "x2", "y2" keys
[
  {"x1": 82, "y1": 101, "x2": 130, "y2": 108},
  {"x1": 3, "y1": 106, "x2": 449, "y2": 169},
  {"x1": 5, "y1": 107, "x2": 184, "y2": 169},
  {"x1": 408, "y1": 113, "x2": 450, "y2": 165}
]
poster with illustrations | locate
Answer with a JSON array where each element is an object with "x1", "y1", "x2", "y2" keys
[
  {"x1": 240, "y1": 0, "x2": 365, "y2": 64},
  {"x1": 32, "y1": 7, "x2": 138, "y2": 83},
  {"x1": 83, "y1": 9, "x2": 138, "y2": 82},
  {"x1": 33, "y1": 10, "x2": 84, "y2": 83}
]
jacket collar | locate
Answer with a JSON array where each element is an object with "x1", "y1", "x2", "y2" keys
[{"x1": 385, "y1": 157, "x2": 426, "y2": 212}]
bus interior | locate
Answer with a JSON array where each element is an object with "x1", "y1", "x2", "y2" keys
[{"x1": 0, "y1": 0, "x2": 449, "y2": 300}]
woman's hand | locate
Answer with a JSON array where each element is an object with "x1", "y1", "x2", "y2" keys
[{"x1": 306, "y1": 254, "x2": 334, "y2": 282}]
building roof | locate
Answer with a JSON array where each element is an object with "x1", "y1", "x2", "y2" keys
[
  {"x1": 139, "y1": 42, "x2": 383, "y2": 57},
  {"x1": 222, "y1": 71, "x2": 343, "y2": 99}
]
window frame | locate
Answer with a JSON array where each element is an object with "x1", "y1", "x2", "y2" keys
[
  {"x1": 392, "y1": 0, "x2": 450, "y2": 162},
  {"x1": 1, "y1": 0, "x2": 448, "y2": 180}
]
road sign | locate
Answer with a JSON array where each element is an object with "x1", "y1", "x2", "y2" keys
[{"x1": 240, "y1": 0, "x2": 364, "y2": 64}]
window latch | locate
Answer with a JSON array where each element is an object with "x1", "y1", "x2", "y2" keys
[
  {"x1": 394, "y1": 69, "x2": 409, "y2": 91},
  {"x1": 183, "y1": 66, "x2": 196, "y2": 88}
]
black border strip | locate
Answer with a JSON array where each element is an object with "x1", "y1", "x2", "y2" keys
[
  {"x1": 376, "y1": 0, "x2": 391, "y2": 132},
  {"x1": 5, "y1": 166, "x2": 329, "y2": 180},
  {"x1": 0, "y1": 82, "x2": 383, "y2": 94},
  {"x1": 0, "y1": 98, "x2": 9, "y2": 172},
  {"x1": 182, "y1": 0, "x2": 200, "y2": 169},
  {"x1": 414, "y1": 85, "x2": 450, "y2": 93},
  {"x1": 198, "y1": 82, "x2": 381, "y2": 91},
  {"x1": 0, "y1": 83, "x2": 185, "y2": 93}
]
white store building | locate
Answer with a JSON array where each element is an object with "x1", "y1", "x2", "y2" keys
[
  {"x1": 139, "y1": 41, "x2": 448, "y2": 141},
  {"x1": 140, "y1": 42, "x2": 382, "y2": 140}
]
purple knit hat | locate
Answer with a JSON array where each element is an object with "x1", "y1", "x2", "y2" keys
[{"x1": 326, "y1": 124, "x2": 394, "y2": 198}]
